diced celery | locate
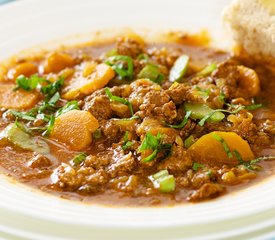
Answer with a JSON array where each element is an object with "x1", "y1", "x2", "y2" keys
[
  {"x1": 158, "y1": 175, "x2": 176, "y2": 193},
  {"x1": 184, "y1": 103, "x2": 225, "y2": 122},
  {"x1": 0, "y1": 123, "x2": 49, "y2": 154},
  {"x1": 169, "y1": 55, "x2": 189, "y2": 82}
]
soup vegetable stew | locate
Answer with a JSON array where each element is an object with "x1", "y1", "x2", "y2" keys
[{"x1": 0, "y1": 32, "x2": 274, "y2": 206}]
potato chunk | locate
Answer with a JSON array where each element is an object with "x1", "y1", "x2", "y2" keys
[
  {"x1": 62, "y1": 63, "x2": 115, "y2": 100},
  {"x1": 0, "y1": 84, "x2": 39, "y2": 109},
  {"x1": 187, "y1": 131, "x2": 254, "y2": 167},
  {"x1": 50, "y1": 110, "x2": 99, "y2": 151},
  {"x1": 7, "y1": 62, "x2": 37, "y2": 81},
  {"x1": 43, "y1": 52, "x2": 75, "y2": 74}
]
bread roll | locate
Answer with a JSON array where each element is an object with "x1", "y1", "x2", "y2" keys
[{"x1": 223, "y1": 0, "x2": 275, "y2": 63}]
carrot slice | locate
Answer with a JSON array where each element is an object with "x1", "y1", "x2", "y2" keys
[
  {"x1": 50, "y1": 110, "x2": 99, "y2": 151},
  {"x1": 187, "y1": 131, "x2": 254, "y2": 166},
  {"x1": 0, "y1": 84, "x2": 39, "y2": 109},
  {"x1": 62, "y1": 63, "x2": 115, "y2": 100}
]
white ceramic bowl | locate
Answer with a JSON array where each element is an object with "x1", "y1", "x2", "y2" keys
[{"x1": 0, "y1": 0, "x2": 274, "y2": 239}]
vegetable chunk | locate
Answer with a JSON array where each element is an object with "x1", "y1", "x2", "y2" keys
[
  {"x1": 187, "y1": 131, "x2": 254, "y2": 166},
  {"x1": 62, "y1": 63, "x2": 115, "y2": 100},
  {"x1": 0, "y1": 123, "x2": 49, "y2": 154},
  {"x1": 50, "y1": 110, "x2": 99, "y2": 151},
  {"x1": 0, "y1": 84, "x2": 39, "y2": 109}
]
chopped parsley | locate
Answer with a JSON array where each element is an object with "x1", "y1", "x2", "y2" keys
[
  {"x1": 192, "y1": 162, "x2": 205, "y2": 171},
  {"x1": 15, "y1": 74, "x2": 48, "y2": 91},
  {"x1": 166, "y1": 111, "x2": 191, "y2": 129},
  {"x1": 234, "y1": 150, "x2": 275, "y2": 171},
  {"x1": 55, "y1": 101, "x2": 79, "y2": 117},
  {"x1": 245, "y1": 104, "x2": 263, "y2": 111},
  {"x1": 211, "y1": 133, "x2": 233, "y2": 158},
  {"x1": 122, "y1": 131, "x2": 133, "y2": 150},
  {"x1": 139, "y1": 132, "x2": 171, "y2": 162},
  {"x1": 105, "y1": 87, "x2": 134, "y2": 116},
  {"x1": 198, "y1": 105, "x2": 244, "y2": 126},
  {"x1": 42, "y1": 115, "x2": 55, "y2": 137},
  {"x1": 105, "y1": 55, "x2": 134, "y2": 80}
]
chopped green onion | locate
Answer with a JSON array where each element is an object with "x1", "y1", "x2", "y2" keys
[
  {"x1": 166, "y1": 111, "x2": 191, "y2": 129},
  {"x1": 192, "y1": 162, "x2": 205, "y2": 171},
  {"x1": 196, "y1": 63, "x2": 217, "y2": 76},
  {"x1": 184, "y1": 135, "x2": 195, "y2": 149},
  {"x1": 169, "y1": 55, "x2": 189, "y2": 82},
  {"x1": 72, "y1": 153, "x2": 87, "y2": 166},
  {"x1": 211, "y1": 133, "x2": 233, "y2": 158},
  {"x1": 105, "y1": 55, "x2": 134, "y2": 80},
  {"x1": 55, "y1": 101, "x2": 79, "y2": 117},
  {"x1": 245, "y1": 104, "x2": 263, "y2": 111},
  {"x1": 137, "y1": 64, "x2": 164, "y2": 84}
]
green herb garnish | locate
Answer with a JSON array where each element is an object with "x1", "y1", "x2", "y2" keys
[
  {"x1": 55, "y1": 101, "x2": 79, "y2": 117},
  {"x1": 105, "y1": 55, "x2": 134, "y2": 80},
  {"x1": 122, "y1": 131, "x2": 133, "y2": 150},
  {"x1": 105, "y1": 87, "x2": 134, "y2": 116},
  {"x1": 193, "y1": 86, "x2": 210, "y2": 100},
  {"x1": 245, "y1": 104, "x2": 263, "y2": 111},
  {"x1": 41, "y1": 78, "x2": 64, "y2": 100},
  {"x1": 137, "y1": 64, "x2": 164, "y2": 84},
  {"x1": 137, "y1": 53, "x2": 150, "y2": 62},
  {"x1": 93, "y1": 129, "x2": 102, "y2": 140},
  {"x1": 15, "y1": 74, "x2": 48, "y2": 91},
  {"x1": 169, "y1": 55, "x2": 189, "y2": 82},
  {"x1": 196, "y1": 63, "x2": 217, "y2": 77},
  {"x1": 192, "y1": 162, "x2": 205, "y2": 171},
  {"x1": 8, "y1": 110, "x2": 36, "y2": 121},
  {"x1": 197, "y1": 105, "x2": 244, "y2": 126},
  {"x1": 234, "y1": 150, "x2": 275, "y2": 171},
  {"x1": 139, "y1": 132, "x2": 171, "y2": 162},
  {"x1": 211, "y1": 133, "x2": 233, "y2": 158},
  {"x1": 42, "y1": 115, "x2": 55, "y2": 137},
  {"x1": 72, "y1": 153, "x2": 87, "y2": 166},
  {"x1": 166, "y1": 111, "x2": 191, "y2": 129}
]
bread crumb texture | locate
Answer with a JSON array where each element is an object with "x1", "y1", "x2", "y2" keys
[{"x1": 223, "y1": 0, "x2": 275, "y2": 63}]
